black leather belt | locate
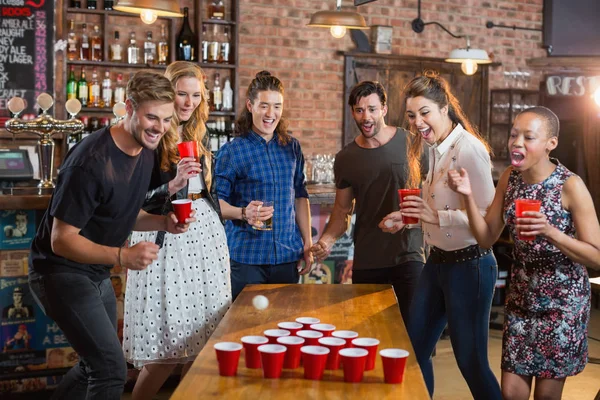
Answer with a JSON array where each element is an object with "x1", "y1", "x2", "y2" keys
[
  {"x1": 188, "y1": 192, "x2": 206, "y2": 200},
  {"x1": 429, "y1": 244, "x2": 491, "y2": 264}
]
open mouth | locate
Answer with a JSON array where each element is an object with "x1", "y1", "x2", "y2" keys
[
  {"x1": 145, "y1": 130, "x2": 162, "y2": 144},
  {"x1": 263, "y1": 118, "x2": 275, "y2": 128},
  {"x1": 362, "y1": 122, "x2": 374, "y2": 135},
  {"x1": 419, "y1": 127, "x2": 433, "y2": 141},
  {"x1": 510, "y1": 151, "x2": 525, "y2": 167}
]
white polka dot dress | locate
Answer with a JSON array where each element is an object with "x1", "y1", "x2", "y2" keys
[{"x1": 122, "y1": 198, "x2": 231, "y2": 368}]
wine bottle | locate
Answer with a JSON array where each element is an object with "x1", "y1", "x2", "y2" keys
[
  {"x1": 66, "y1": 66, "x2": 77, "y2": 100},
  {"x1": 176, "y1": 7, "x2": 197, "y2": 61}
]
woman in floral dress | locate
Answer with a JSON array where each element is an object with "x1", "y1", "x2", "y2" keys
[{"x1": 448, "y1": 106, "x2": 600, "y2": 400}]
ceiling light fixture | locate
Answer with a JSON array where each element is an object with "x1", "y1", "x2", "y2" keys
[
  {"x1": 307, "y1": 0, "x2": 368, "y2": 39},
  {"x1": 411, "y1": 0, "x2": 491, "y2": 75},
  {"x1": 114, "y1": 0, "x2": 183, "y2": 25}
]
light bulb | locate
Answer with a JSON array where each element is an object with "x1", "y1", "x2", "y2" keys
[
  {"x1": 593, "y1": 87, "x2": 600, "y2": 107},
  {"x1": 460, "y1": 59, "x2": 478, "y2": 75},
  {"x1": 330, "y1": 26, "x2": 347, "y2": 39},
  {"x1": 140, "y1": 10, "x2": 158, "y2": 25}
]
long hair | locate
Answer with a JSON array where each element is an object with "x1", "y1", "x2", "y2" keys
[
  {"x1": 234, "y1": 70, "x2": 291, "y2": 145},
  {"x1": 160, "y1": 62, "x2": 212, "y2": 188},
  {"x1": 403, "y1": 71, "x2": 490, "y2": 188}
]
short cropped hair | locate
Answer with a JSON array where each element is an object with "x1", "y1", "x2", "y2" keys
[{"x1": 519, "y1": 106, "x2": 560, "y2": 138}]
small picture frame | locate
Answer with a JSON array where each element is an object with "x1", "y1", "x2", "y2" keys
[{"x1": 371, "y1": 25, "x2": 393, "y2": 54}]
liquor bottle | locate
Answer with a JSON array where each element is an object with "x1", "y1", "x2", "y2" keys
[
  {"x1": 143, "y1": 31, "x2": 156, "y2": 65},
  {"x1": 66, "y1": 20, "x2": 78, "y2": 61},
  {"x1": 87, "y1": 0, "x2": 97, "y2": 9},
  {"x1": 220, "y1": 26, "x2": 230, "y2": 64},
  {"x1": 88, "y1": 68, "x2": 101, "y2": 108},
  {"x1": 157, "y1": 25, "x2": 169, "y2": 65},
  {"x1": 212, "y1": 73, "x2": 222, "y2": 111},
  {"x1": 70, "y1": 0, "x2": 81, "y2": 7},
  {"x1": 91, "y1": 25, "x2": 103, "y2": 61},
  {"x1": 209, "y1": 0, "x2": 225, "y2": 20},
  {"x1": 176, "y1": 7, "x2": 196, "y2": 61},
  {"x1": 110, "y1": 31, "x2": 122, "y2": 62},
  {"x1": 66, "y1": 66, "x2": 77, "y2": 100},
  {"x1": 204, "y1": 75, "x2": 211, "y2": 110},
  {"x1": 101, "y1": 70, "x2": 112, "y2": 108},
  {"x1": 208, "y1": 25, "x2": 219, "y2": 63},
  {"x1": 79, "y1": 23, "x2": 90, "y2": 60},
  {"x1": 127, "y1": 32, "x2": 140, "y2": 64},
  {"x1": 222, "y1": 78, "x2": 233, "y2": 111},
  {"x1": 208, "y1": 121, "x2": 219, "y2": 151},
  {"x1": 77, "y1": 69, "x2": 88, "y2": 107},
  {"x1": 113, "y1": 73, "x2": 125, "y2": 104},
  {"x1": 104, "y1": 0, "x2": 114, "y2": 10},
  {"x1": 201, "y1": 25, "x2": 208, "y2": 63}
]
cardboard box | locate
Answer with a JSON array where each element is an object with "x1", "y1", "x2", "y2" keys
[{"x1": 371, "y1": 25, "x2": 393, "y2": 54}]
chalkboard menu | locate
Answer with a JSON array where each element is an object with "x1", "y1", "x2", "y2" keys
[{"x1": 0, "y1": 0, "x2": 54, "y2": 128}]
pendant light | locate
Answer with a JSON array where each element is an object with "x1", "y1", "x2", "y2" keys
[
  {"x1": 307, "y1": 0, "x2": 368, "y2": 39},
  {"x1": 114, "y1": 0, "x2": 183, "y2": 25}
]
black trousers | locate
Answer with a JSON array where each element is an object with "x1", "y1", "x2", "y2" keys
[
  {"x1": 352, "y1": 261, "x2": 424, "y2": 326},
  {"x1": 29, "y1": 273, "x2": 126, "y2": 400}
]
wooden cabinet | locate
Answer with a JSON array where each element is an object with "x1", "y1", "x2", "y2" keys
[
  {"x1": 342, "y1": 52, "x2": 492, "y2": 147},
  {"x1": 489, "y1": 89, "x2": 539, "y2": 159}
]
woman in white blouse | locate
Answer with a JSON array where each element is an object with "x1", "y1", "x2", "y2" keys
[{"x1": 380, "y1": 72, "x2": 501, "y2": 399}]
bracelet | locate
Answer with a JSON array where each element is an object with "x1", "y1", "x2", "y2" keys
[
  {"x1": 117, "y1": 246, "x2": 123, "y2": 267},
  {"x1": 241, "y1": 207, "x2": 247, "y2": 222}
]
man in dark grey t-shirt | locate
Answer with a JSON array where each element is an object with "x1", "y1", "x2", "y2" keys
[{"x1": 311, "y1": 81, "x2": 426, "y2": 324}]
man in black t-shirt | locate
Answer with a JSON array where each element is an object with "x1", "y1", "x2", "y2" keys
[
  {"x1": 28, "y1": 71, "x2": 194, "y2": 399},
  {"x1": 311, "y1": 81, "x2": 426, "y2": 324}
]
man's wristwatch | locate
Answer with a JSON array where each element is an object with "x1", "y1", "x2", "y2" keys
[{"x1": 241, "y1": 207, "x2": 247, "y2": 222}]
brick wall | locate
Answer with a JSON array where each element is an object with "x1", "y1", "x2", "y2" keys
[{"x1": 236, "y1": 0, "x2": 546, "y2": 154}]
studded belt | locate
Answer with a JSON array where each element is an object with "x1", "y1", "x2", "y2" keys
[{"x1": 429, "y1": 244, "x2": 491, "y2": 264}]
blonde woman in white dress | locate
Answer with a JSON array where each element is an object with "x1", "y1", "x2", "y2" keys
[{"x1": 122, "y1": 61, "x2": 231, "y2": 399}]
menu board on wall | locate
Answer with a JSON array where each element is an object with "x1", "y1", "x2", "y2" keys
[{"x1": 0, "y1": 0, "x2": 54, "y2": 128}]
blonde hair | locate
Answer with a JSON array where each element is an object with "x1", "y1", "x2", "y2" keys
[
  {"x1": 126, "y1": 70, "x2": 175, "y2": 109},
  {"x1": 160, "y1": 62, "x2": 212, "y2": 188},
  {"x1": 403, "y1": 71, "x2": 490, "y2": 188}
]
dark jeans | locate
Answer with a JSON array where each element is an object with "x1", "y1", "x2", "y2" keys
[
  {"x1": 29, "y1": 273, "x2": 126, "y2": 400},
  {"x1": 407, "y1": 252, "x2": 501, "y2": 400},
  {"x1": 352, "y1": 261, "x2": 424, "y2": 325},
  {"x1": 230, "y1": 261, "x2": 299, "y2": 301}
]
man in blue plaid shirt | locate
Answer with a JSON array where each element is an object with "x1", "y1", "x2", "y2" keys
[{"x1": 215, "y1": 71, "x2": 313, "y2": 301}]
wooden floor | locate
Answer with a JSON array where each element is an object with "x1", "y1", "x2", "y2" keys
[{"x1": 123, "y1": 306, "x2": 600, "y2": 400}]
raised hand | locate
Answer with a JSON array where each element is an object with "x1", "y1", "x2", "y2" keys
[
  {"x1": 245, "y1": 200, "x2": 273, "y2": 228},
  {"x1": 448, "y1": 168, "x2": 472, "y2": 196},
  {"x1": 171, "y1": 157, "x2": 202, "y2": 193}
]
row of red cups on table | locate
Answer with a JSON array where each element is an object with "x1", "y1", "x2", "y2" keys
[{"x1": 214, "y1": 317, "x2": 410, "y2": 383}]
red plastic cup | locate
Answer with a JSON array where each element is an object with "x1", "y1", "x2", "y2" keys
[
  {"x1": 514, "y1": 199, "x2": 542, "y2": 241},
  {"x1": 241, "y1": 336, "x2": 268, "y2": 369},
  {"x1": 258, "y1": 344, "x2": 287, "y2": 379},
  {"x1": 295, "y1": 317, "x2": 320, "y2": 330},
  {"x1": 318, "y1": 337, "x2": 346, "y2": 370},
  {"x1": 277, "y1": 336, "x2": 305, "y2": 369},
  {"x1": 380, "y1": 348, "x2": 410, "y2": 384},
  {"x1": 332, "y1": 330, "x2": 359, "y2": 348},
  {"x1": 172, "y1": 199, "x2": 192, "y2": 223},
  {"x1": 177, "y1": 141, "x2": 199, "y2": 160},
  {"x1": 310, "y1": 323, "x2": 336, "y2": 337},
  {"x1": 296, "y1": 330, "x2": 323, "y2": 346},
  {"x1": 352, "y1": 338, "x2": 380, "y2": 371},
  {"x1": 398, "y1": 189, "x2": 422, "y2": 225},
  {"x1": 339, "y1": 348, "x2": 369, "y2": 383},
  {"x1": 301, "y1": 345, "x2": 330, "y2": 380},
  {"x1": 264, "y1": 329, "x2": 290, "y2": 344},
  {"x1": 278, "y1": 322, "x2": 303, "y2": 336},
  {"x1": 214, "y1": 342, "x2": 243, "y2": 376}
]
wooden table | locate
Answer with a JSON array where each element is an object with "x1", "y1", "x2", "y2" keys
[{"x1": 172, "y1": 284, "x2": 429, "y2": 399}]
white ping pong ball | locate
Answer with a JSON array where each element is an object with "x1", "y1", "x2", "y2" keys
[
  {"x1": 384, "y1": 219, "x2": 394, "y2": 228},
  {"x1": 252, "y1": 295, "x2": 269, "y2": 310}
]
